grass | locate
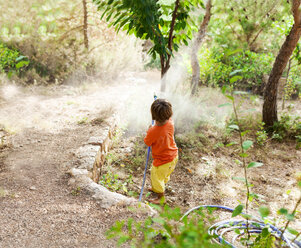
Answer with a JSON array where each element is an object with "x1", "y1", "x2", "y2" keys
[{"x1": 77, "y1": 117, "x2": 89, "y2": 125}]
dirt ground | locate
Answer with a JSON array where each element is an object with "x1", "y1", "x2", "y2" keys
[
  {"x1": 103, "y1": 97, "x2": 301, "y2": 234},
  {"x1": 0, "y1": 71, "x2": 160, "y2": 248},
  {"x1": 0, "y1": 71, "x2": 300, "y2": 247}
]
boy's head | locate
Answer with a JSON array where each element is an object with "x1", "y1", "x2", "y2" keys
[{"x1": 151, "y1": 99, "x2": 173, "y2": 123}]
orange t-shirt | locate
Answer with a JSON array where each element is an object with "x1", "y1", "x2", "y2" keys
[{"x1": 144, "y1": 119, "x2": 178, "y2": 167}]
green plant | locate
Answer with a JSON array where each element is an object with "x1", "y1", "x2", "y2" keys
[
  {"x1": 0, "y1": 43, "x2": 29, "y2": 77},
  {"x1": 187, "y1": 46, "x2": 274, "y2": 92},
  {"x1": 99, "y1": 169, "x2": 134, "y2": 195},
  {"x1": 77, "y1": 116, "x2": 89, "y2": 125},
  {"x1": 71, "y1": 186, "x2": 81, "y2": 196},
  {"x1": 219, "y1": 75, "x2": 301, "y2": 246},
  {"x1": 94, "y1": 0, "x2": 203, "y2": 80},
  {"x1": 271, "y1": 113, "x2": 301, "y2": 146},
  {"x1": 107, "y1": 204, "x2": 224, "y2": 248},
  {"x1": 219, "y1": 77, "x2": 264, "y2": 243},
  {"x1": 256, "y1": 122, "x2": 268, "y2": 146}
]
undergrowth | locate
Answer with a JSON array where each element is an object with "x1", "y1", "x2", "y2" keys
[{"x1": 107, "y1": 205, "x2": 225, "y2": 248}]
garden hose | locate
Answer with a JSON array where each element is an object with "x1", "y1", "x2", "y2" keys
[
  {"x1": 139, "y1": 94, "x2": 157, "y2": 202},
  {"x1": 180, "y1": 205, "x2": 301, "y2": 248}
]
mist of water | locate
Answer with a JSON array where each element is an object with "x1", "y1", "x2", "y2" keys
[{"x1": 120, "y1": 53, "x2": 232, "y2": 136}]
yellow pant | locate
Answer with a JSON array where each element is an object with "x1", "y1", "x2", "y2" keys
[{"x1": 151, "y1": 156, "x2": 178, "y2": 194}]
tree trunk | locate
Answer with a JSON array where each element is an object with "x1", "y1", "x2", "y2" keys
[
  {"x1": 262, "y1": 24, "x2": 301, "y2": 127},
  {"x1": 82, "y1": 0, "x2": 89, "y2": 50},
  {"x1": 282, "y1": 57, "x2": 292, "y2": 110},
  {"x1": 160, "y1": 60, "x2": 170, "y2": 92},
  {"x1": 191, "y1": 0, "x2": 212, "y2": 95},
  {"x1": 160, "y1": 0, "x2": 180, "y2": 92}
]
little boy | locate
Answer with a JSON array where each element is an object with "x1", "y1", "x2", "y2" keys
[{"x1": 144, "y1": 99, "x2": 178, "y2": 204}]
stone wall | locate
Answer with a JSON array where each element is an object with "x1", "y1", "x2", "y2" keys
[
  {"x1": 72, "y1": 117, "x2": 117, "y2": 183},
  {"x1": 91, "y1": 121, "x2": 117, "y2": 183}
]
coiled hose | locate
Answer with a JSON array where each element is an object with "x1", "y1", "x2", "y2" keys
[{"x1": 180, "y1": 205, "x2": 301, "y2": 248}]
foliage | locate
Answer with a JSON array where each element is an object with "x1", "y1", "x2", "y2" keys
[
  {"x1": 271, "y1": 113, "x2": 301, "y2": 148},
  {"x1": 210, "y1": 0, "x2": 290, "y2": 52},
  {"x1": 189, "y1": 46, "x2": 274, "y2": 92},
  {"x1": 219, "y1": 76, "x2": 301, "y2": 246},
  {"x1": 107, "y1": 204, "x2": 224, "y2": 248},
  {"x1": 94, "y1": 0, "x2": 202, "y2": 75},
  {"x1": 0, "y1": 43, "x2": 29, "y2": 77},
  {"x1": 0, "y1": 0, "x2": 143, "y2": 84},
  {"x1": 99, "y1": 169, "x2": 134, "y2": 195},
  {"x1": 256, "y1": 122, "x2": 269, "y2": 146}
]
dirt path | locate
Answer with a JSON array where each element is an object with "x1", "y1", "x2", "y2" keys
[{"x1": 0, "y1": 72, "x2": 160, "y2": 248}]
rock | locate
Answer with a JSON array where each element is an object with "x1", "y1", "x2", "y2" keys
[
  {"x1": 69, "y1": 168, "x2": 89, "y2": 177},
  {"x1": 29, "y1": 186, "x2": 37, "y2": 191},
  {"x1": 76, "y1": 145, "x2": 99, "y2": 159},
  {"x1": 87, "y1": 137, "x2": 104, "y2": 146}
]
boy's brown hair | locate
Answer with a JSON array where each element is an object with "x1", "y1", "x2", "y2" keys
[{"x1": 151, "y1": 99, "x2": 173, "y2": 123}]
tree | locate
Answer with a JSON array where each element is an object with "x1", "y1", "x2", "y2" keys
[
  {"x1": 191, "y1": 0, "x2": 212, "y2": 95},
  {"x1": 211, "y1": 0, "x2": 289, "y2": 52},
  {"x1": 82, "y1": 0, "x2": 89, "y2": 50},
  {"x1": 262, "y1": 0, "x2": 301, "y2": 127},
  {"x1": 93, "y1": 0, "x2": 203, "y2": 91}
]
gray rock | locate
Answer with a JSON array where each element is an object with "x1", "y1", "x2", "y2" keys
[{"x1": 87, "y1": 137, "x2": 104, "y2": 146}]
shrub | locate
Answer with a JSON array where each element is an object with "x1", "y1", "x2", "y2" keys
[
  {"x1": 107, "y1": 205, "x2": 224, "y2": 248},
  {"x1": 0, "y1": 43, "x2": 29, "y2": 77},
  {"x1": 0, "y1": 0, "x2": 143, "y2": 84},
  {"x1": 191, "y1": 46, "x2": 274, "y2": 93},
  {"x1": 271, "y1": 113, "x2": 301, "y2": 148}
]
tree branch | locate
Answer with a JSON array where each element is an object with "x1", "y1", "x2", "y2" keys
[
  {"x1": 292, "y1": 0, "x2": 301, "y2": 25},
  {"x1": 168, "y1": 0, "x2": 180, "y2": 52}
]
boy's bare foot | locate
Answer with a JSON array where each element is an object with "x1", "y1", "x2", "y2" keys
[
  {"x1": 148, "y1": 198, "x2": 162, "y2": 204},
  {"x1": 148, "y1": 193, "x2": 165, "y2": 204},
  {"x1": 148, "y1": 187, "x2": 155, "y2": 193}
]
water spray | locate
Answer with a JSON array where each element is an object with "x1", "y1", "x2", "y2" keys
[{"x1": 139, "y1": 93, "x2": 157, "y2": 202}]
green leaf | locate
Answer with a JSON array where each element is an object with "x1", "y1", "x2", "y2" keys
[
  {"x1": 261, "y1": 227, "x2": 270, "y2": 237},
  {"x1": 247, "y1": 162, "x2": 263, "y2": 169},
  {"x1": 241, "y1": 130, "x2": 250, "y2": 137},
  {"x1": 242, "y1": 140, "x2": 253, "y2": 150},
  {"x1": 239, "y1": 152, "x2": 249, "y2": 158},
  {"x1": 259, "y1": 206, "x2": 270, "y2": 218},
  {"x1": 287, "y1": 227, "x2": 299, "y2": 236},
  {"x1": 226, "y1": 48, "x2": 243, "y2": 56},
  {"x1": 230, "y1": 75, "x2": 243, "y2": 84},
  {"x1": 218, "y1": 103, "x2": 232, "y2": 108},
  {"x1": 230, "y1": 69, "x2": 243, "y2": 76},
  {"x1": 233, "y1": 91, "x2": 248, "y2": 95},
  {"x1": 15, "y1": 60, "x2": 29, "y2": 69},
  {"x1": 286, "y1": 213, "x2": 295, "y2": 221},
  {"x1": 226, "y1": 95, "x2": 234, "y2": 101},
  {"x1": 232, "y1": 204, "x2": 244, "y2": 217},
  {"x1": 117, "y1": 236, "x2": 130, "y2": 245},
  {"x1": 228, "y1": 124, "x2": 239, "y2": 130},
  {"x1": 232, "y1": 177, "x2": 247, "y2": 182},
  {"x1": 278, "y1": 208, "x2": 288, "y2": 215},
  {"x1": 226, "y1": 142, "x2": 238, "y2": 147},
  {"x1": 152, "y1": 217, "x2": 165, "y2": 225},
  {"x1": 15, "y1": 55, "x2": 27, "y2": 62}
]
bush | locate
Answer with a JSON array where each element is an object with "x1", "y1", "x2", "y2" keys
[
  {"x1": 0, "y1": 43, "x2": 29, "y2": 77},
  {"x1": 107, "y1": 205, "x2": 224, "y2": 248},
  {"x1": 271, "y1": 113, "x2": 301, "y2": 147},
  {"x1": 193, "y1": 46, "x2": 274, "y2": 93},
  {"x1": 0, "y1": 0, "x2": 143, "y2": 84}
]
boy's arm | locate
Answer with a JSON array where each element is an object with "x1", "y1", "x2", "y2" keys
[{"x1": 144, "y1": 127, "x2": 154, "y2": 147}]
